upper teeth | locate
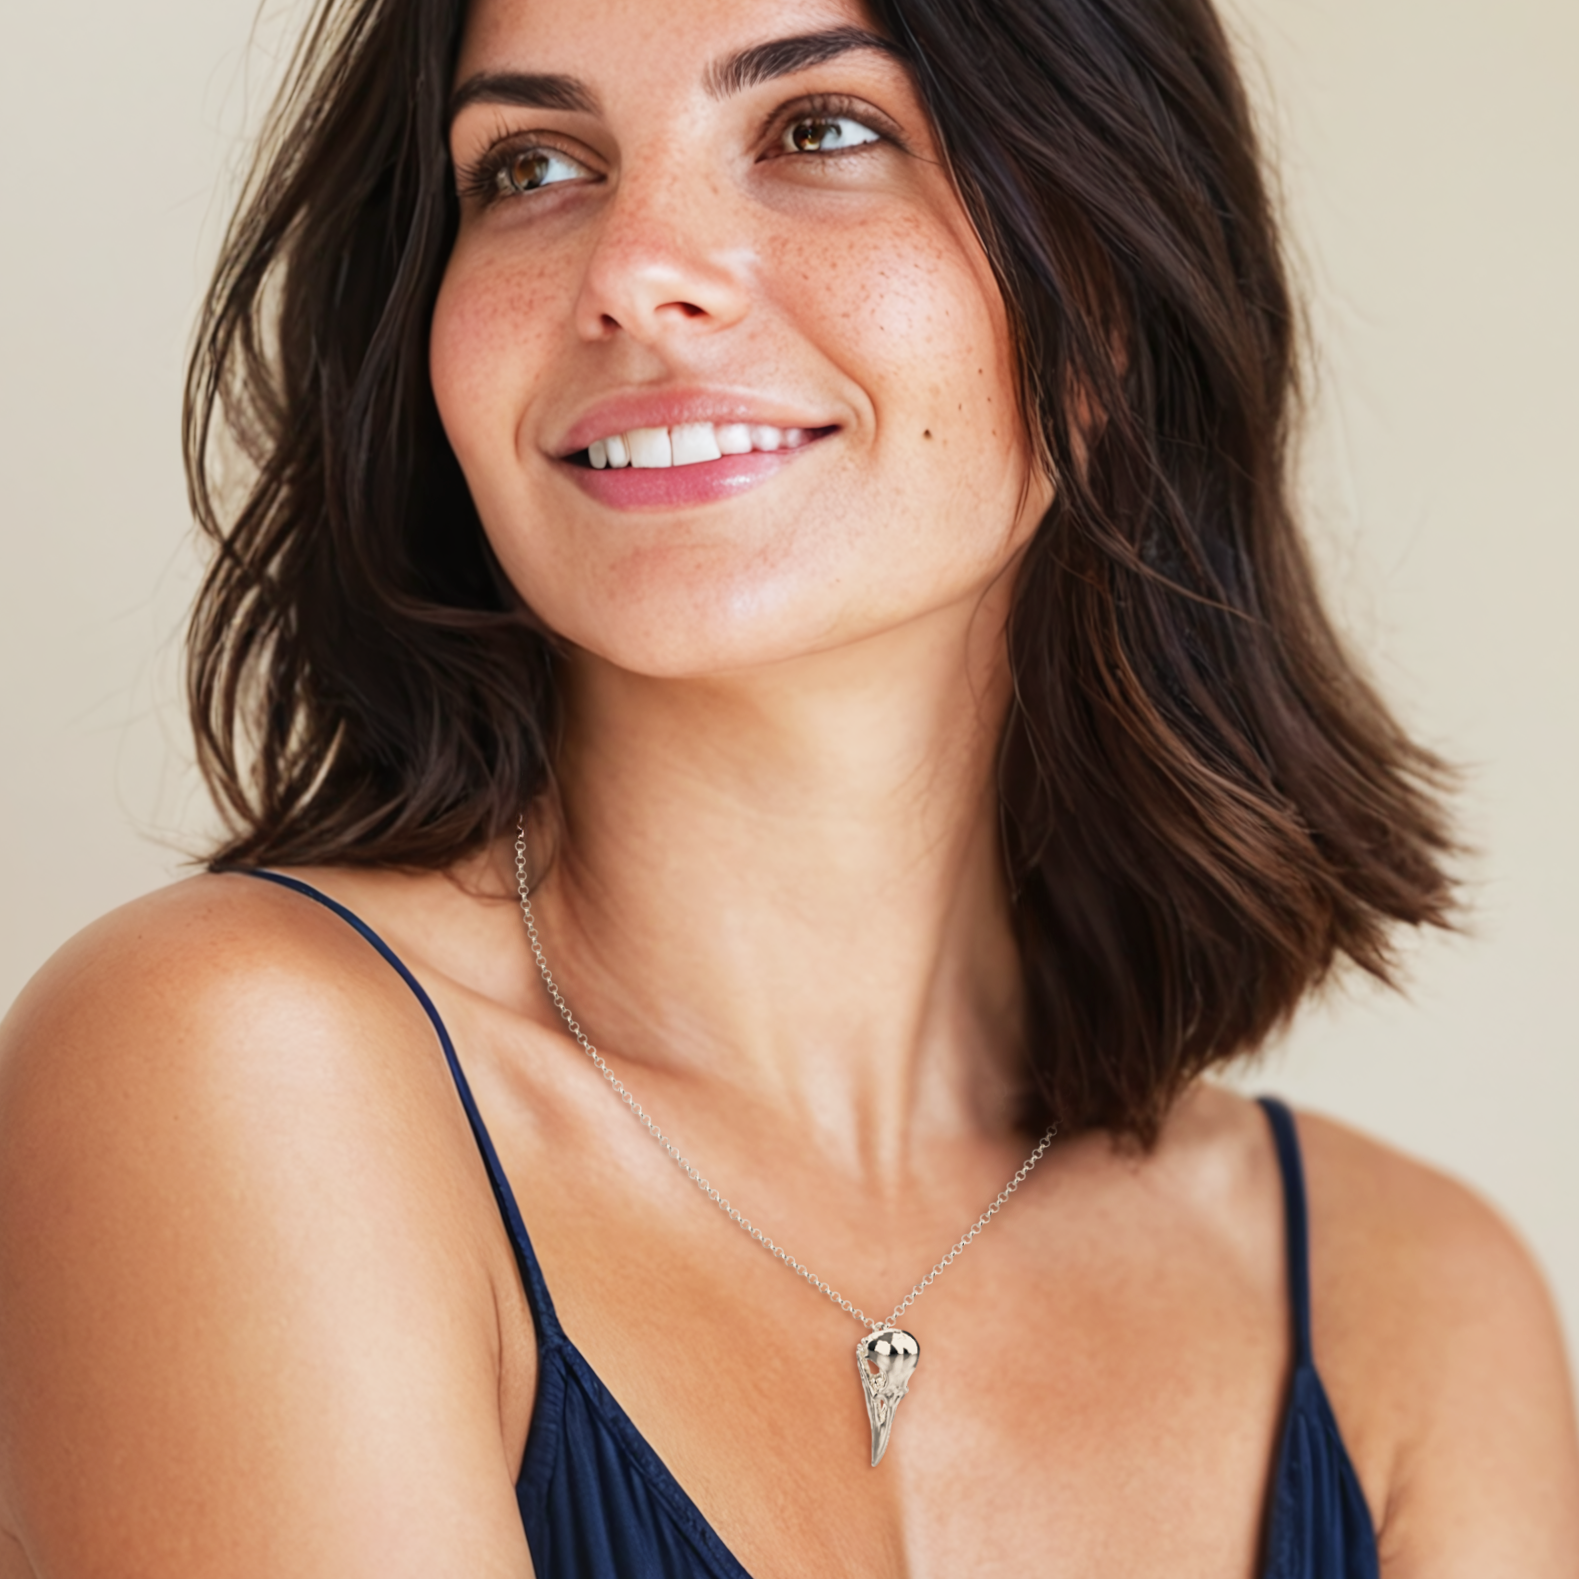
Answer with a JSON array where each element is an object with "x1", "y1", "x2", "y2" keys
[{"x1": 585, "y1": 422, "x2": 810, "y2": 469}]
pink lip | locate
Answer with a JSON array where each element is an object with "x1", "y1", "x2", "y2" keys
[
  {"x1": 556, "y1": 387, "x2": 835, "y2": 460},
  {"x1": 565, "y1": 441, "x2": 820, "y2": 510}
]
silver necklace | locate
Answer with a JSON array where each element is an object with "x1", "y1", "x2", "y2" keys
[{"x1": 513, "y1": 824, "x2": 1057, "y2": 1467}]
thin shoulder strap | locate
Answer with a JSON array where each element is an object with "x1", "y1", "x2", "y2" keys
[
  {"x1": 226, "y1": 868, "x2": 564, "y2": 1342},
  {"x1": 1257, "y1": 1096, "x2": 1314, "y2": 1370}
]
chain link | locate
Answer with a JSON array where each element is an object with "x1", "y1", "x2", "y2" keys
[{"x1": 514, "y1": 823, "x2": 1057, "y2": 1333}]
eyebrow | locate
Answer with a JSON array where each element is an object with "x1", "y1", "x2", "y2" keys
[
  {"x1": 448, "y1": 72, "x2": 599, "y2": 128},
  {"x1": 703, "y1": 26, "x2": 905, "y2": 99},
  {"x1": 448, "y1": 27, "x2": 904, "y2": 129}
]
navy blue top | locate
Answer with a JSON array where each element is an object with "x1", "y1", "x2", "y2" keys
[{"x1": 238, "y1": 869, "x2": 1379, "y2": 1577}]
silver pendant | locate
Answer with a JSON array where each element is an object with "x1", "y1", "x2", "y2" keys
[{"x1": 856, "y1": 1329, "x2": 919, "y2": 1466}]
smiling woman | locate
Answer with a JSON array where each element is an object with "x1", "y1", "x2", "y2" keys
[{"x1": 0, "y1": 0, "x2": 1576, "y2": 1577}]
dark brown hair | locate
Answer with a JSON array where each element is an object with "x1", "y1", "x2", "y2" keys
[{"x1": 186, "y1": 0, "x2": 1456, "y2": 1141}]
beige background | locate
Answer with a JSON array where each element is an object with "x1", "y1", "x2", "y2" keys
[{"x1": 2, "y1": 0, "x2": 1576, "y2": 1370}]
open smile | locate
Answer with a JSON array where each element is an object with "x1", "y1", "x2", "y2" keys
[
  {"x1": 563, "y1": 421, "x2": 836, "y2": 470},
  {"x1": 558, "y1": 420, "x2": 839, "y2": 509}
]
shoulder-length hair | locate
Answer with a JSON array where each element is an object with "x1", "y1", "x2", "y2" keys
[{"x1": 187, "y1": 0, "x2": 1456, "y2": 1141}]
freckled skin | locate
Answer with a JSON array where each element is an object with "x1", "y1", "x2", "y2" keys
[
  {"x1": 4, "y1": 3, "x2": 1574, "y2": 1578},
  {"x1": 431, "y1": 0, "x2": 1052, "y2": 678}
]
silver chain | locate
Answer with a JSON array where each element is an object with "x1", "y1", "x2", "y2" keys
[{"x1": 513, "y1": 823, "x2": 1057, "y2": 1334}]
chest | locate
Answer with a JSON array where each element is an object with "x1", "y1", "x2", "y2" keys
[{"x1": 485, "y1": 1124, "x2": 1292, "y2": 1579}]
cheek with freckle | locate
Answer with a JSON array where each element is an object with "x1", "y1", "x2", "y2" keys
[
  {"x1": 431, "y1": 245, "x2": 568, "y2": 510},
  {"x1": 766, "y1": 204, "x2": 1033, "y2": 562}
]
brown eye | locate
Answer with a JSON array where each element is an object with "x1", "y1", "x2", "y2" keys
[
  {"x1": 499, "y1": 151, "x2": 550, "y2": 193},
  {"x1": 486, "y1": 146, "x2": 587, "y2": 199},
  {"x1": 780, "y1": 115, "x2": 881, "y2": 156}
]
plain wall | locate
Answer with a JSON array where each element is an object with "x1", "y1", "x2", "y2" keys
[{"x1": 3, "y1": 0, "x2": 1576, "y2": 1375}]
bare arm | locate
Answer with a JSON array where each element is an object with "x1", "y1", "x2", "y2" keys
[
  {"x1": 1302, "y1": 1112, "x2": 1579, "y2": 1576},
  {"x1": 1380, "y1": 1205, "x2": 1579, "y2": 1573},
  {"x1": 0, "y1": 882, "x2": 536, "y2": 1578}
]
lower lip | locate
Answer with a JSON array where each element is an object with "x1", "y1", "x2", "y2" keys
[{"x1": 561, "y1": 436, "x2": 826, "y2": 510}]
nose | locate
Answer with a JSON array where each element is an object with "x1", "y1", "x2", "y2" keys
[{"x1": 572, "y1": 153, "x2": 753, "y2": 347}]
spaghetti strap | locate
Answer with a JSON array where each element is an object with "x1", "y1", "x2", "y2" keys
[
  {"x1": 1258, "y1": 1096, "x2": 1314, "y2": 1370},
  {"x1": 226, "y1": 867, "x2": 565, "y2": 1344},
  {"x1": 1256, "y1": 1097, "x2": 1378, "y2": 1575}
]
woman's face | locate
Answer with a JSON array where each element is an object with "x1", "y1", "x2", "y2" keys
[{"x1": 433, "y1": 0, "x2": 1052, "y2": 678}]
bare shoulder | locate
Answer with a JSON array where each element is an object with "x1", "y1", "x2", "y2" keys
[
  {"x1": 0, "y1": 874, "x2": 533, "y2": 1576},
  {"x1": 1292, "y1": 1107, "x2": 1579, "y2": 1574},
  {"x1": 1294, "y1": 1105, "x2": 1571, "y2": 1402},
  {"x1": 5, "y1": 869, "x2": 414, "y2": 1049},
  {"x1": 0, "y1": 872, "x2": 479, "y2": 1232}
]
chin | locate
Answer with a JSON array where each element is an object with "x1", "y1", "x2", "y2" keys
[{"x1": 551, "y1": 574, "x2": 879, "y2": 680}]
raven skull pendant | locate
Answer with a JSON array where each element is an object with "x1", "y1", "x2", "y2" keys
[{"x1": 856, "y1": 1329, "x2": 920, "y2": 1467}]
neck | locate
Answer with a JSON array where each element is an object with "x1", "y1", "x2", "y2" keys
[{"x1": 529, "y1": 595, "x2": 1026, "y2": 1177}]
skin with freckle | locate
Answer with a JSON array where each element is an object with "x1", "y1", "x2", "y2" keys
[{"x1": 0, "y1": 0, "x2": 1575, "y2": 1576}]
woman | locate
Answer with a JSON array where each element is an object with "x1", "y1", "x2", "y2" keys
[{"x1": 0, "y1": 0, "x2": 1574, "y2": 1572}]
